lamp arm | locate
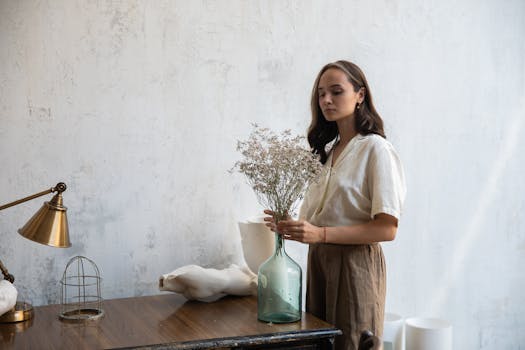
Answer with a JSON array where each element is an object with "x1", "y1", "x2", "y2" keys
[
  {"x1": 0, "y1": 182, "x2": 67, "y2": 211},
  {"x1": 0, "y1": 258, "x2": 15, "y2": 283}
]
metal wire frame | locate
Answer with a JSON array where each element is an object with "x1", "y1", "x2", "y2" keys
[{"x1": 59, "y1": 256, "x2": 104, "y2": 322}]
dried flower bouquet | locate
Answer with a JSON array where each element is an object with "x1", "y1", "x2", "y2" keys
[{"x1": 232, "y1": 124, "x2": 323, "y2": 224}]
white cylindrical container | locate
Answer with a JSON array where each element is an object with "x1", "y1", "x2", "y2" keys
[
  {"x1": 383, "y1": 312, "x2": 404, "y2": 350},
  {"x1": 238, "y1": 215, "x2": 274, "y2": 274},
  {"x1": 405, "y1": 317, "x2": 452, "y2": 350}
]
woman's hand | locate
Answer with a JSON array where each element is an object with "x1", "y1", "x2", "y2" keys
[
  {"x1": 277, "y1": 219, "x2": 324, "y2": 244},
  {"x1": 264, "y1": 210, "x2": 324, "y2": 244},
  {"x1": 263, "y1": 209, "x2": 286, "y2": 232}
]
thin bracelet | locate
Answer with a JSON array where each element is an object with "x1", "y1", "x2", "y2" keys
[{"x1": 323, "y1": 227, "x2": 327, "y2": 243}]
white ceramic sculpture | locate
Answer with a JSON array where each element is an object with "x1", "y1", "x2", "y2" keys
[
  {"x1": 238, "y1": 215, "x2": 274, "y2": 274},
  {"x1": 159, "y1": 264, "x2": 257, "y2": 302},
  {"x1": 159, "y1": 215, "x2": 274, "y2": 302},
  {"x1": 0, "y1": 280, "x2": 17, "y2": 316}
]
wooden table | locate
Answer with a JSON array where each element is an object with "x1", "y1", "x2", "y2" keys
[{"x1": 0, "y1": 294, "x2": 341, "y2": 349}]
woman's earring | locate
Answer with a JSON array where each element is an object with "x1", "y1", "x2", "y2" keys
[{"x1": 356, "y1": 103, "x2": 361, "y2": 110}]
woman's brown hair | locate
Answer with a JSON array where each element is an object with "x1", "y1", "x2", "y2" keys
[{"x1": 308, "y1": 60, "x2": 385, "y2": 164}]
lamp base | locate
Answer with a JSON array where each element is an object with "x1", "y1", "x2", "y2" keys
[{"x1": 0, "y1": 301, "x2": 34, "y2": 323}]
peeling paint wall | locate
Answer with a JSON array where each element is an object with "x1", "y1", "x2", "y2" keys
[{"x1": 0, "y1": 1, "x2": 524, "y2": 348}]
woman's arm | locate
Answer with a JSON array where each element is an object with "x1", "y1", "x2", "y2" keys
[{"x1": 265, "y1": 210, "x2": 398, "y2": 245}]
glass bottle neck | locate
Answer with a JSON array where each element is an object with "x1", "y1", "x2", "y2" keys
[{"x1": 274, "y1": 232, "x2": 285, "y2": 257}]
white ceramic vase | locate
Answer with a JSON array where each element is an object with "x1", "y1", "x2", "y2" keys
[
  {"x1": 405, "y1": 317, "x2": 452, "y2": 350},
  {"x1": 383, "y1": 312, "x2": 404, "y2": 350},
  {"x1": 238, "y1": 216, "x2": 274, "y2": 274}
]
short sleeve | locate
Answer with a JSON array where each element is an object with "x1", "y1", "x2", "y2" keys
[{"x1": 367, "y1": 142, "x2": 406, "y2": 220}]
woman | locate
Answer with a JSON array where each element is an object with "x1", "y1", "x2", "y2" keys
[{"x1": 265, "y1": 60, "x2": 406, "y2": 350}]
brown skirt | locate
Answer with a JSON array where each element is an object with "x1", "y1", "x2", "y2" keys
[{"x1": 306, "y1": 243, "x2": 386, "y2": 350}]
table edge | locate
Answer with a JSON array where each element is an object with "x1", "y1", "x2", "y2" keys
[{"x1": 111, "y1": 328, "x2": 343, "y2": 349}]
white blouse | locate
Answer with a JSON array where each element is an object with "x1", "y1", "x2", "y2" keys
[{"x1": 299, "y1": 133, "x2": 406, "y2": 227}]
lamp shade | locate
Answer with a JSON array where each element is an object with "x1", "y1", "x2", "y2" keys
[{"x1": 18, "y1": 193, "x2": 71, "y2": 248}]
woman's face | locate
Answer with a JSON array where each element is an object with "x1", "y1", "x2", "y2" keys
[{"x1": 317, "y1": 68, "x2": 364, "y2": 122}]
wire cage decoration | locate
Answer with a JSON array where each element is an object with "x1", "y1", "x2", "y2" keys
[{"x1": 59, "y1": 256, "x2": 104, "y2": 322}]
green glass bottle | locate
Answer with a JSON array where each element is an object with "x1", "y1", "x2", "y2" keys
[{"x1": 257, "y1": 232, "x2": 302, "y2": 323}]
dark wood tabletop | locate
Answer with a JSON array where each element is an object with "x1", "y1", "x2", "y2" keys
[{"x1": 0, "y1": 294, "x2": 341, "y2": 349}]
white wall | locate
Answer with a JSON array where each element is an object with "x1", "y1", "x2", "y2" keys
[{"x1": 1, "y1": 1, "x2": 523, "y2": 348}]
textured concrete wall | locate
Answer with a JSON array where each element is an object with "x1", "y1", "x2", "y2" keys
[{"x1": 1, "y1": 1, "x2": 524, "y2": 348}]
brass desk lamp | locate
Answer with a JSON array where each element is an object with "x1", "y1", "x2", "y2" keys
[{"x1": 0, "y1": 182, "x2": 71, "y2": 323}]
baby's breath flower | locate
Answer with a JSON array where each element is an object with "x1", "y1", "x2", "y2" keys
[{"x1": 232, "y1": 124, "x2": 323, "y2": 223}]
